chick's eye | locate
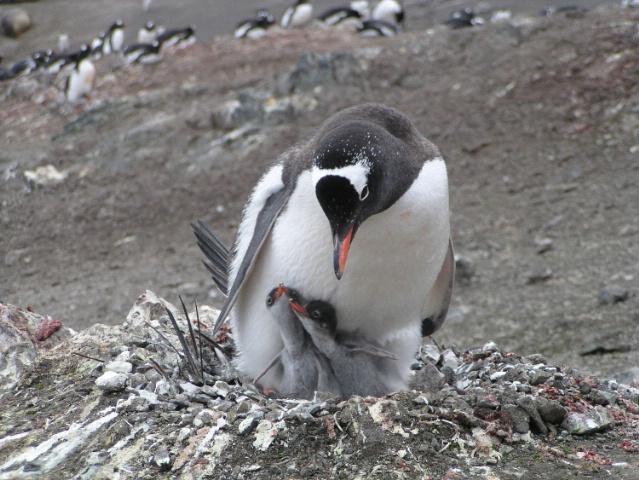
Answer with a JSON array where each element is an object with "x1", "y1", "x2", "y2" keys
[
  {"x1": 290, "y1": 291, "x2": 299, "y2": 302},
  {"x1": 360, "y1": 185, "x2": 369, "y2": 201},
  {"x1": 266, "y1": 295, "x2": 274, "y2": 307},
  {"x1": 311, "y1": 310, "x2": 321, "y2": 319}
]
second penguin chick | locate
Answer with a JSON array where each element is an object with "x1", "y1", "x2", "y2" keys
[
  {"x1": 254, "y1": 284, "x2": 340, "y2": 399},
  {"x1": 290, "y1": 296, "x2": 405, "y2": 398}
]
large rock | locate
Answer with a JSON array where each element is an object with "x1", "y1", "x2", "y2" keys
[{"x1": 1, "y1": 8, "x2": 32, "y2": 38}]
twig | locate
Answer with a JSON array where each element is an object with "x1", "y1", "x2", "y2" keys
[
  {"x1": 165, "y1": 307, "x2": 202, "y2": 383},
  {"x1": 72, "y1": 352, "x2": 105, "y2": 363},
  {"x1": 196, "y1": 300, "x2": 204, "y2": 379}
]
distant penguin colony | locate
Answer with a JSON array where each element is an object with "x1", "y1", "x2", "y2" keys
[
  {"x1": 232, "y1": 1, "x2": 407, "y2": 39},
  {"x1": 0, "y1": 17, "x2": 197, "y2": 103}
]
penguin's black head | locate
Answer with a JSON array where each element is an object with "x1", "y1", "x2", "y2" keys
[
  {"x1": 290, "y1": 299, "x2": 337, "y2": 336},
  {"x1": 313, "y1": 116, "x2": 415, "y2": 279},
  {"x1": 266, "y1": 283, "x2": 288, "y2": 307},
  {"x1": 304, "y1": 300, "x2": 338, "y2": 336}
]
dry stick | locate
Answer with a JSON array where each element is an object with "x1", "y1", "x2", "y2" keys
[
  {"x1": 195, "y1": 300, "x2": 204, "y2": 380},
  {"x1": 144, "y1": 321, "x2": 182, "y2": 357},
  {"x1": 165, "y1": 307, "x2": 201, "y2": 382},
  {"x1": 196, "y1": 330, "x2": 232, "y2": 359},
  {"x1": 179, "y1": 295, "x2": 199, "y2": 361},
  {"x1": 72, "y1": 352, "x2": 105, "y2": 363},
  {"x1": 148, "y1": 358, "x2": 170, "y2": 380}
]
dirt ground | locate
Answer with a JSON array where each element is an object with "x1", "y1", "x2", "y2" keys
[{"x1": 1, "y1": 0, "x2": 638, "y2": 388}]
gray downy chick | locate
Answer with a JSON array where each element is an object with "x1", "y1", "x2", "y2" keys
[
  {"x1": 254, "y1": 284, "x2": 341, "y2": 399},
  {"x1": 290, "y1": 297, "x2": 405, "y2": 398}
]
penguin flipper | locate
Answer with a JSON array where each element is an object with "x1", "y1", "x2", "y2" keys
[
  {"x1": 420, "y1": 238, "x2": 455, "y2": 336},
  {"x1": 192, "y1": 220, "x2": 230, "y2": 295},
  {"x1": 345, "y1": 344, "x2": 400, "y2": 360},
  {"x1": 213, "y1": 179, "x2": 292, "y2": 333}
]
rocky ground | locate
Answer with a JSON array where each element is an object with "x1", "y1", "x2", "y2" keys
[
  {"x1": 1, "y1": 293, "x2": 639, "y2": 479},
  {"x1": 1, "y1": 2, "x2": 639, "y2": 477}
]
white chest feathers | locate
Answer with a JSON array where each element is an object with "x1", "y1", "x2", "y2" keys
[{"x1": 66, "y1": 59, "x2": 95, "y2": 102}]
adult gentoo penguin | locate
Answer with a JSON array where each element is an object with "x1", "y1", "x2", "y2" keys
[
  {"x1": 195, "y1": 103, "x2": 454, "y2": 392},
  {"x1": 281, "y1": 0, "x2": 313, "y2": 29},
  {"x1": 254, "y1": 284, "x2": 340, "y2": 399},
  {"x1": 65, "y1": 49, "x2": 95, "y2": 102},
  {"x1": 123, "y1": 41, "x2": 162, "y2": 64},
  {"x1": 137, "y1": 21, "x2": 158, "y2": 44},
  {"x1": 372, "y1": 0, "x2": 404, "y2": 26},
  {"x1": 289, "y1": 293, "x2": 402, "y2": 397},
  {"x1": 104, "y1": 20, "x2": 125, "y2": 54},
  {"x1": 234, "y1": 9, "x2": 276, "y2": 39}
]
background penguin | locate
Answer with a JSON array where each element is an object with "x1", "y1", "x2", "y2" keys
[
  {"x1": 281, "y1": 0, "x2": 313, "y2": 29},
  {"x1": 317, "y1": 7, "x2": 361, "y2": 27},
  {"x1": 372, "y1": 0, "x2": 404, "y2": 26},
  {"x1": 194, "y1": 103, "x2": 455, "y2": 396},
  {"x1": 254, "y1": 284, "x2": 340, "y2": 399},
  {"x1": 350, "y1": 0, "x2": 371, "y2": 19},
  {"x1": 122, "y1": 41, "x2": 162, "y2": 64},
  {"x1": 157, "y1": 26, "x2": 196, "y2": 50},
  {"x1": 10, "y1": 50, "x2": 50, "y2": 76},
  {"x1": 45, "y1": 45, "x2": 90, "y2": 74},
  {"x1": 90, "y1": 33, "x2": 106, "y2": 59},
  {"x1": 104, "y1": 20, "x2": 125, "y2": 54},
  {"x1": 289, "y1": 294, "x2": 404, "y2": 397},
  {"x1": 234, "y1": 9, "x2": 276, "y2": 39},
  {"x1": 357, "y1": 19, "x2": 397, "y2": 37},
  {"x1": 65, "y1": 49, "x2": 95, "y2": 103},
  {"x1": 137, "y1": 21, "x2": 158, "y2": 44},
  {"x1": 58, "y1": 34, "x2": 70, "y2": 53}
]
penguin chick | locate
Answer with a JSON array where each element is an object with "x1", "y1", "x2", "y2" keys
[
  {"x1": 290, "y1": 296, "x2": 405, "y2": 398},
  {"x1": 254, "y1": 284, "x2": 340, "y2": 399}
]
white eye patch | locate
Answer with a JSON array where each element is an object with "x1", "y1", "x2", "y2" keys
[{"x1": 312, "y1": 162, "x2": 370, "y2": 198}]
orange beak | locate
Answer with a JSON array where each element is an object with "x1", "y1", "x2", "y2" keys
[
  {"x1": 289, "y1": 299, "x2": 308, "y2": 317},
  {"x1": 333, "y1": 225, "x2": 354, "y2": 280},
  {"x1": 275, "y1": 283, "x2": 289, "y2": 299}
]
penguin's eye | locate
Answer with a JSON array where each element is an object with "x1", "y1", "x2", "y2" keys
[
  {"x1": 360, "y1": 185, "x2": 369, "y2": 201},
  {"x1": 289, "y1": 291, "x2": 299, "y2": 302},
  {"x1": 311, "y1": 310, "x2": 321, "y2": 320},
  {"x1": 266, "y1": 295, "x2": 274, "y2": 307}
]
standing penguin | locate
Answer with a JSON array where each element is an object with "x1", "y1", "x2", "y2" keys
[
  {"x1": 194, "y1": 103, "x2": 455, "y2": 395},
  {"x1": 289, "y1": 294, "x2": 403, "y2": 397},
  {"x1": 281, "y1": 0, "x2": 313, "y2": 29},
  {"x1": 254, "y1": 284, "x2": 341, "y2": 398},
  {"x1": 137, "y1": 21, "x2": 158, "y2": 44},
  {"x1": 372, "y1": 0, "x2": 404, "y2": 26},
  {"x1": 65, "y1": 49, "x2": 95, "y2": 102},
  {"x1": 104, "y1": 20, "x2": 125, "y2": 54}
]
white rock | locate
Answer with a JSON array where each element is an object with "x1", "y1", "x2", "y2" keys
[
  {"x1": 23, "y1": 165, "x2": 67, "y2": 188},
  {"x1": 95, "y1": 371, "x2": 128, "y2": 392},
  {"x1": 105, "y1": 361, "x2": 133, "y2": 374}
]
